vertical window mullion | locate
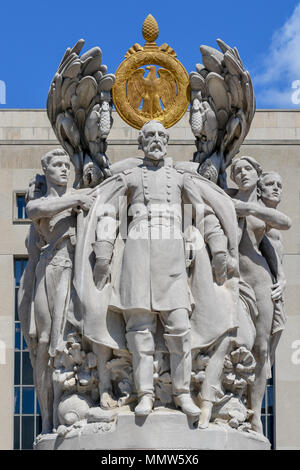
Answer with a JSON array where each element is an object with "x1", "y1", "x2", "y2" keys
[
  {"x1": 20, "y1": 333, "x2": 23, "y2": 450},
  {"x1": 266, "y1": 383, "x2": 269, "y2": 439},
  {"x1": 34, "y1": 395, "x2": 36, "y2": 439}
]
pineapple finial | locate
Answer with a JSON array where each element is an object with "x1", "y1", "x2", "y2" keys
[{"x1": 142, "y1": 14, "x2": 159, "y2": 43}]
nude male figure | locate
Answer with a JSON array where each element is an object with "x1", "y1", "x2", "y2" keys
[
  {"x1": 26, "y1": 149, "x2": 95, "y2": 433},
  {"x1": 258, "y1": 172, "x2": 288, "y2": 366}
]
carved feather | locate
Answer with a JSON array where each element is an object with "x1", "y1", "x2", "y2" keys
[
  {"x1": 70, "y1": 39, "x2": 85, "y2": 56},
  {"x1": 189, "y1": 37, "x2": 256, "y2": 177},
  {"x1": 76, "y1": 76, "x2": 97, "y2": 110},
  {"x1": 157, "y1": 69, "x2": 176, "y2": 109},
  {"x1": 126, "y1": 69, "x2": 145, "y2": 110},
  {"x1": 224, "y1": 51, "x2": 244, "y2": 76},
  {"x1": 82, "y1": 54, "x2": 102, "y2": 77},
  {"x1": 189, "y1": 71, "x2": 207, "y2": 97},
  {"x1": 206, "y1": 73, "x2": 230, "y2": 115},
  {"x1": 98, "y1": 74, "x2": 115, "y2": 92},
  {"x1": 47, "y1": 40, "x2": 115, "y2": 187},
  {"x1": 216, "y1": 38, "x2": 231, "y2": 54},
  {"x1": 200, "y1": 46, "x2": 224, "y2": 74}
]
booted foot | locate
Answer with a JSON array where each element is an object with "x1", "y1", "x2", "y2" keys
[
  {"x1": 198, "y1": 400, "x2": 213, "y2": 429},
  {"x1": 174, "y1": 394, "x2": 201, "y2": 417},
  {"x1": 135, "y1": 395, "x2": 154, "y2": 416}
]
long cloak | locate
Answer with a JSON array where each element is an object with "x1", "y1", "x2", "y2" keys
[{"x1": 69, "y1": 166, "x2": 240, "y2": 351}]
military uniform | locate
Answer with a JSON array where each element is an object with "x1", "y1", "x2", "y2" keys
[{"x1": 94, "y1": 156, "x2": 229, "y2": 399}]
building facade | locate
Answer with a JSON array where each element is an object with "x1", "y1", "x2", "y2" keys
[{"x1": 0, "y1": 109, "x2": 299, "y2": 449}]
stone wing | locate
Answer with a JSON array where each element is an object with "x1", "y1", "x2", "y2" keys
[
  {"x1": 47, "y1": 39, "x2": 115, "y2": 187},
  {"x1": 189, "y1": 39, "x2": 256, "y2": 170}
]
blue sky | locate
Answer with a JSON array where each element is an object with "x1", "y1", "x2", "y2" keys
[{"x1": 1, "y1": 0, "x2": 300, "y2": 109}]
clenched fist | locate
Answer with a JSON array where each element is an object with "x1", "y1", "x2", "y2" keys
[
  {"x1": 212, "y1": 252, "x2": 227, "y2": 286},
  {"x1": 78, "y1": 193, "x2": 96, "y2": 212}
]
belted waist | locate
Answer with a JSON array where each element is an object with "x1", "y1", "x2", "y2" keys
[{"x1": 128, "y1": 212, "x2": 183, "y2": 232}]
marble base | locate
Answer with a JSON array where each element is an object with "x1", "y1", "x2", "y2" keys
[{"x1": 34, "y1": 408, "x2": 270, "y2": 450}]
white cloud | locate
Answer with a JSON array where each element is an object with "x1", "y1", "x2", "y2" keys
[{"x1": 253, "y1": 3, "x2": 300, "y2": 108}]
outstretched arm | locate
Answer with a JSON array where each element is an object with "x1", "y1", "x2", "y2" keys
[
  {"x1": 26, "y1": 189, "x2": 95, "y2": 220},
  {"x1": 233, "y1": 200, "x2": 291, "y2": 230}
]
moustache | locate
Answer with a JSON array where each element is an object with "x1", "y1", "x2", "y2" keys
[{"x1": 149, "y1": 141, "x2": 163, "y2": 152}]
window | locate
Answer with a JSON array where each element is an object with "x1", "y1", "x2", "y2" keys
[
  {"x1": 16, "y1": 195, "x2": 28, "y2": 220},
  {"x1": 14, "y1": 258, "x2": 41, "y2": 450},
  {"x1": 261, "y1": 367, "x2": 275, "y2": 449},
  {"x1": 13, "y1": 192, "x2": 29, "y2": 223}
]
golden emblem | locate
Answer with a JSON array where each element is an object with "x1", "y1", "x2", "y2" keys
[{"x1": 112, "y1": 15, "x2": 190, "y2": 129}]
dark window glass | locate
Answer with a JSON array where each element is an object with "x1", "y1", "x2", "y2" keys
[
  {"x1": 21, "y1": 416, "x2": 34, "y2": 450},
  {"x1": 261, "y1": 395, "x2": 266, "y2": 414},
  {"x1": 22, "y1": 352, "x2": 34, "y2": 385},
  {"x1": 14, "y1": 262, "x2": 22, "y2": 287},
  {"x1": 14, "y1": 258, "x2": 38, "y2": 450},
  {"x1": 36, "y1": 395, "x2": 41, "y2": 416},
  {"x1": 260, "y1": 366, "x2": 275, "y2": 449},
  {"x1": 267, "y1": 386, "x2": 274, "y2": 414},
  {"x1": 267, "y1": 415, "x2": 274, "y2": 441},
  {"x1": 261, "y1": 415, "x2": 266, "y2": 436},
  {"x1": 14, "y1": 416, "x2": 20, "y2": 450},
  {"x1": 14, "y1": 259, "x2": 27, "y2": 287},
  {"x1": 22, "y1": 388, "x2": 35, "y2": 414},
  {"x1": 22, "y1": 334, "x2": 28, "y2": 351},
  {"x1": 36, "y1": 415, "x2": 42, "y2": 435},
  {"x1": 15, "y1": 322, "x2": 21, "y2": 351},
  {"x1": 14, "y1": 351, "x2": 20, "y2": 385},
  {"x1": 17, "y1": 195, "x2": 28, "y2": 220},
  {"x1": 14, "y1": 387, "x2": 20, "y2": 414},
  {"x1": 15, "y1": 288, "x2": 19, "y2": 321}
]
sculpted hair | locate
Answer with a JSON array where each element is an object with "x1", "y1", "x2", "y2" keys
[
  {"x1": 230, "y1": 156, "x2": 263, "y2": 183},
  {"x1": 257, "y1": 171, "x2": 281, "y2": 191},
  {"x1": 41, "y1": 148, "x2": 69, "y2": 170},
  {"x1": 137, "y1": 120, "x2": 169, "y2": 150}
]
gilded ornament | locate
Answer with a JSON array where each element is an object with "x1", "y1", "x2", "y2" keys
[
  {"x1": 112, "y1": 15, "x2": 190, "y2": 129},
  {"x1": 142, "y1": 14, "x2": 159, "y2": 43}
]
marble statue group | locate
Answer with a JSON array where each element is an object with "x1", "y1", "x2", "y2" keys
[{"x1": 18, "y1": 16, "x2": 291, "y2": 449}]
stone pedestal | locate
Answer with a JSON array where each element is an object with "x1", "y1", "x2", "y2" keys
[{"x1": 34, "y1": 408, "x2": 270, "y2": 450}]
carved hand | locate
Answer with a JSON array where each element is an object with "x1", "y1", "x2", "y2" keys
[
  {"x1": 271, "y1": 279, "x2": 286, "y2": 301},
  {"x1": 211, "y1": 252, "x2": 227, "y2": 286},
  {"x1": 77, "y1": 194, "x2": 96, "y2": 212},
  {"x1": 93, "y1": 258, "x2": 111, "y2": 290}
]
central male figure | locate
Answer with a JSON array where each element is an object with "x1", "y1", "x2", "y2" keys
[{"x1": 93, "y1": 120, "x2": 230, "y2": 416}]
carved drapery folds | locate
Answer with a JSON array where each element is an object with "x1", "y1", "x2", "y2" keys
[{"x1": 20, "y1": 16, "x2": 291, "y2": 446}]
